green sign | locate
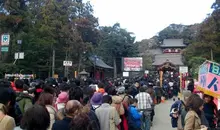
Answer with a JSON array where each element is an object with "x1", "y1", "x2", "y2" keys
[{"x1": 1, "y1": 47, "x2": 9, "y2": 52}]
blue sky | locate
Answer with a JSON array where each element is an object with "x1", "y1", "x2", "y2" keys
[{"x1": 89, "y1": 0, "x2": 215, "y2": 41}]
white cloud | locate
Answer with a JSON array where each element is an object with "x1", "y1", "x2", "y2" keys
[{"x1": 90, "y1": 0, "x2": 215, "y2": 41}]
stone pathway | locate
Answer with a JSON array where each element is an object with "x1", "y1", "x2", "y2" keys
[{"x1": 151, "y1": 100, "x2": 176, "y2": 130}]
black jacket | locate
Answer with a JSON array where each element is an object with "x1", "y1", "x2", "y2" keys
[
  {"x1": 88, "y1": 110, "x2": 100, "y2": 130},
  {"x1": 52, "y1": 117, "x2": 72, "y2": 130}
]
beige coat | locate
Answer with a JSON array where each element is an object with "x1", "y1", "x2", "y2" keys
[
  {"x1": 184, "y1": 110, "x2": 202, "y2": 130},
  {"x1": 119, "y1": 94, "x2": 129, "y2": 108},
  {"x1": 95, "y1": 103, "x2": 121, "y2": 130},
  {"x1": 0, "y1": 104, "x2": 15, "y2": 130},
  {"x1": 46, "y1": 105, "x2": 57, "y2": 130},
  {"x1": 111, "y1": 96, "x2": 125, "y2": 116}
]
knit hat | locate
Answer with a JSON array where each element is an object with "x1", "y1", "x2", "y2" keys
[
  {"x1": 97, "y1": 88, "x2": 105, "y2": 95},
  {"x1": 117, "y1": 86, "x2": 125, "y2": 94},
  {"x1": 90, "y1": 92, "x2": 103, "y2": 105},
  {"x1": 57, "y1": 92, "x2": 69, "y2": 103},
  {"x1": 182, "y1": 90, "x2": 191, "y2": 101}
]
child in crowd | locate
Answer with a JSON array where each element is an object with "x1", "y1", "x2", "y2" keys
[{"x1": 128, "y1": 98, "x2": 142, "y2": 130}]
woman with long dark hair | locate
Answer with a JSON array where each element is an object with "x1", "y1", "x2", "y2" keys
[
  {"x1": 203, "y1": 95, "x2": 217, "y2": 129},
  {"x1": 184, "y1": 94, "x2": 207, "y2": 130},
  {"x1": 20, "y1": 104, "x2": 50, "y2": 130},
  {"x1": 37, "y1": 92, "x2": 57, "y2": 130}
]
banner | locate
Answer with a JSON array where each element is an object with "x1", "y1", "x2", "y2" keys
[
  {"x1": 5, "y1": 74, "x2": 34, "y2": 79},
  {"x1": 123, "y1": 57, "x2": 143, "y2": 71},
  {"x1": 197, "y1": 61, "x2": 220, "y2": 98}
]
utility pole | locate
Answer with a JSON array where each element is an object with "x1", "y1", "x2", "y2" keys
[
  {"x1": 67, "y1": 49, "x2": 70, "y2": 78},
  {"x1": 52, "y1": 49, "x2": 55, "y2": 77},
  {"x1": 113, "y1": 57, "x2": 117, "y2": 78},
  {"x1": 64, "y1": 50, "x2": 67, "y2": 77}
]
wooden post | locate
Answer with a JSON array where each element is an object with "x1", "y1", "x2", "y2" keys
[{"x1": 160, "y1": 71, "x2": 163, "y2": 87}]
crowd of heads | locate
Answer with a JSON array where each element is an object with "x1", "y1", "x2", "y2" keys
[
  {"x1": 0, "y1": 76, "x2": 157, "y2": 130},
  {"x1": 182, "y1": 91, "x2": 218, "y2": 120}
]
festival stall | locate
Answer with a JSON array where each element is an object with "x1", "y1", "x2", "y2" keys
[{"x1": 196, "y1": 60, "x2": 220, "y2": 108}]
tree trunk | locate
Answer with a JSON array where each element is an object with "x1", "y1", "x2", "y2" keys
[
  {"x1": 78, "y1": 53, "x2": 82, "y2": 74},
  {"x1": 113, "y1": 57, "x2": 117, "y2": 78},
  {"x1": 52, "y1": 49, "x2": 55, "y2": 77}
]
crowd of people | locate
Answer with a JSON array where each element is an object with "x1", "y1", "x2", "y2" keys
[
  {"x1": 170, "y1": 89, "x2": 220, "y2": 130},
  {"x1": 0, "y1": 77, "x2": 157, "y2": 130}
]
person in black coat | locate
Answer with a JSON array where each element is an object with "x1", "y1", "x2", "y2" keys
[
  {"x1": 187, "y1": 80, "x2": 194, "y2": 93},
  {"x1": 203, "y1": 95, "x2": 217, "y2": 129}
]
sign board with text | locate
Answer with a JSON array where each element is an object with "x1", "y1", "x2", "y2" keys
[
  {"x1": 14, "y1": 52, "x2": 24, "y2": 59},
  {"x1": 179, "y1": 66, "x2": 188, "y2": 73},
  {"x1": 123, "y1": 57, "x2": 143, "y2": 71},
  {"x1": 123, "y1": 72, "x2": 129, "y2": 77},
  {"x1": 1, "y1": 34, "x2": 10, "y2": 46},
  {"x1": 1, "y1": 46, "x2": 9, "y2": 52},
  {"x1": 197, "y1": 60, "x2": 220, "y2": 98},
  {"x1": 63, "y1": 61, "x2": 72, "y2": 66}
]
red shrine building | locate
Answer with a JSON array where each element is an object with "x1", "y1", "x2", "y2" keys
[{"x1": 152, "y1": 39, "x2": 186, "y2": 71}]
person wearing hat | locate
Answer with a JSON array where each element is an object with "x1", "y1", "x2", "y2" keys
[
  {"x1": 52, "y1": 100, "x2": 83, "y2": 130},
  {"x1": 117, "y1": 86, "x2": 129, "y2": 130},
  {"x1": 55, "y1": 92, "x2": 69, "y2": 110},
  {"x1": 118, "y1": 86, "x2": 129, "y2": 109},
  {"x1": 96, "y1": 82, "x2": 106, "y2": 95},
  {"x1": 117, "y1": 86, "x2": 125, "y2": 94},
  {"x1": 90, "y1": 92, "x2": 103, "y2": 111}
]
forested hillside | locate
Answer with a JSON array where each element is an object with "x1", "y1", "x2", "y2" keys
[
  {"x1": 138, "y1": 0, "x2": 220, "y2": 77},
  {"x1": 0, "y1": 0, "x2": 138, "y2": 78}
]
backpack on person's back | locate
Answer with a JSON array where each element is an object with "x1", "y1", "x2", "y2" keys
[
  {"x1": 170, "y1": 100, "x2": 184, "y2": 128},
  {"x1": 88, "y1": 109, "x2": 101, "y2": 130}
]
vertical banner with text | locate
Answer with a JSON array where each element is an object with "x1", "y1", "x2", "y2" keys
[{"x1": 198, "y1": 61, "x2": 220, "y2": 98}]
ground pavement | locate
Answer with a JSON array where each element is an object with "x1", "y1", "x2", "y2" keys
[{"x1": 151, "y1": 100, "x2": 176, "y2": 130}]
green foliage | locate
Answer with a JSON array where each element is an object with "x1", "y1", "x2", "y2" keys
[
  {"x1": 157, "y1": 24, "x2": 199, "y2": 45},
  {"x1": 0, "y1": 0, "x2": 137, "y2": 78},
  {"x1": 0, "y1": 62, "x2": 17, "y2": 73},
  {"x1": 182, "y1": 0, "x2": 220, "y2": 78},
  {"x1": 96, "y1": 23, "x2": 138, "y2": 76},
  {"x1": 183, "y1": 42, "x2": 216, "y2": 64},
  {"x1": 135, "y1": 38, "x2": 158, "y2": 70},
  {"x1": 143, "y1": 54, "x2": 153, "y2": 70},
  {"x1": 187, "y1": 57, "x2": 206, "y2": 78},
  {"x1": 0, "y1": 0, "x2": 100, "y2": 77},
  {"x1": 184, "y1": 0, "x2": 220, "y2": 64},
  {"x1": 97, "y1": 23, "x2": 138, "y2": 64},
  {"x1": 158, "y1": 24, "x2": 182, "y2": 42}
]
